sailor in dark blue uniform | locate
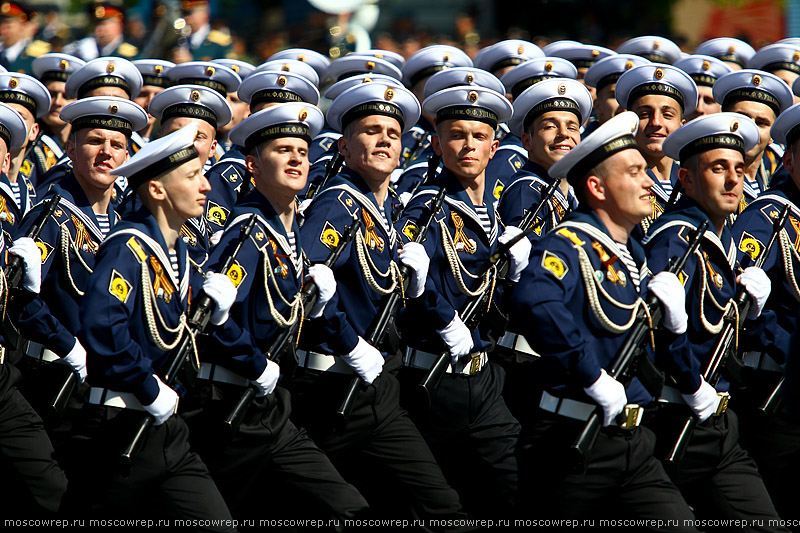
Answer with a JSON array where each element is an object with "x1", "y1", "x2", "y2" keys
[
  {"x1": 145, "y1": 84, "x2": 231, "y2": 268},
  {"x1": 298, "y1": 82, "x2": 467, "y2": 522},
  {"x1": 395, "y1": 84, "x2": 527, "y2": 515},
  {"x1": 0, "y1": 100, "x2": 68, "y2": 516},
  {"x1": 14, "y1": 97, "x2": 146, "y2": 436},
  {"x1": 643, "y1": 113, "x2": 785, "y2": 527},
  {"x1": 165, "y1": 61, "x2": 241, "y2": 174},
  {"x1": 74, "y1": 124, "x2": 236, "y2": 526},
  {"x1": 694, "y1": 37, "x2": 756, "y2": 72},
  {"x1": 615, "y1": 64, "x2": 698, "y2": 233},
  {"x1": 184, "y1": 102, "x2": 370, "y2": 522},
  {"x1": 714, "y1": 69, "x2": 793, "y2": 213},
  {"x1": 496, "y1": 78, "x2": 592, "y2": 243},
  {"x1": 399, "y1": 45, "x2": 472, "y2": 171},
  {"x1": 728, "y1": 103, "x2": 800, "y2": 520},
  {"x1": 0, "y1": 72, "x2": 50, "y2": 239},
  {"x1": 674, "y1": 54, "x2": 732, "y2": 122},
  {"x1": 394, "y1": 66, "x2": 507, "y2": 203},
  {"x1": 507, "y1": 111, "x2": 696, "y2": 524},
  {"x1": 29, "y1": 53, "x2": 85, "y2": 192},
  {"x1": 584, "y1": 54, "x2": 651, "y2": 131},
  {"x1": 40, "y1": 56, "x2": 144, "y2": 195}
]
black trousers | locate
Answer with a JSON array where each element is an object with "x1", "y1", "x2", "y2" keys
[
  {"x1": 288, "y1": 370, "x2": 465, "y2": 524},
  {"x1": 0, "y1": 363, "x2": 68, "y2": 515},
  {"x1": 652, "y1": 406, "x2": 787, "y2": 532},
  {"x1": 518, "y1": 414, "x2": 698, "y2": 531},
  {"x1": 400, "y1": 362, "x2": 520, "y2": 516},
  {"x1": 184, "y1": 383, "x2": 369, "y2": 524},
  {"x1": 63, "y1": 406, "x2": 235, "y2": 532}
]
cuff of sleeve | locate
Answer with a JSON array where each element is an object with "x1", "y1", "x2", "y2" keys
[
  {"x1": 136, "y1": 375, "x2": 161, "y2": 407},
  {"x1": 575, "y1": 359, "x2": 603, "y2": 389}
]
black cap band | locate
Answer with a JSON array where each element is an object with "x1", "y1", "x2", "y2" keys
[
  {"x1": 595, "y1": 73, "x2": 623, "y2": 92},
  {"x1": 678, "y1": 134, "x2": 745, "y2": 164},
  {"x1": 636, "y1": 52, "x2": 674, "y2": 64},
  {"x1": 715, "y1": 53, "x2": 746, "y2": 68},
  {"x1": 570, "y1": 58, "x2": 598, "y2": 69},
  {"x1": 511, "y1": 75, "x2": 557, "y2": 100},
  {"x1": 176, "y1": 77, "x2": 227, "y2": 97},
  {"x1": 567, "y1": 134, "x2": 639, "y2": 182},
  {"x1": 71, "y1": 115, "x2": 133, "y2": 136},
  {"x1": 628, "y1": 82, "x2": 685, "y2": 111},
  {"x1": 77, "y1": 75, "x2": 131, "y2": 99},
  {"x1": 128, "y1": 145, "x2": 199, "y2": 190},
  {"x1": 162, "y1": 103, "x2": 218, "y2": 130},
  {"x1": 0, "y1": 90, "x2": 37, "y2": 115},
  {"x1": 250, "y1": 89, "x2": 303, "y2": 108},
  {"x1": 690, "y1": 73, "x2": 717, "y2": 87},
  {"x1": 142, "y1": 74, "x2": 172, "y2": 88},
  {"x1": 341, "y1": 101, "x2": 404, "y2": 131},
  {"x1": 244, "y1": 123, "x2": 310, "y2": 152},
  {"x1": 490, "y1": 57, "x2": 525, "y2": 73},
  {"x1": 722, "y1": 88, "x2": 781, "y2": 116},
  {"x1": 0, "y1": 123, "x2": 12, "y2": 150},
  {"x1": 762, "y1": 61, "x2": 800, "y2": 75},
  {"x1": 523, "y1": 97, "x2": 582, "y2": 133},
  {"x1": 409, "y1": 65, "x2": 448, "y2": 87},
  {"x1": 436, "y1": 105, "x2": 498, "y2": 129},
  {"x1": 41, "y1": 71, "x2": 71, "y2": 84}
]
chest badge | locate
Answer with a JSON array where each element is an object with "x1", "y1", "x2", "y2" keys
[
  {"x1": 450, "y1": 211, "x2": 477, "y2": 254},
  {"x1": 362, "y1": 209, "x2": 385, "y2": 252}
]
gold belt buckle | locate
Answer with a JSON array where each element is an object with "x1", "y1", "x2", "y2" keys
[
  {"x1": 715, "y1": 391, "x2": 730, "y2": 416},
  {"x1": 468, "y1": 353, "x2": 482, "y2": 375},
  {"x1": 620, "y1": 404, "x2": 643, "y2": 429}
]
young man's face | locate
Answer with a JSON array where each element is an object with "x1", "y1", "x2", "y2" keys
[
  {"x1": 248, "y1": 136, "x2": 309, "y2": 195},
  {"x1": 594, "y1": 83, "x2": 621, "y2": 125},
  {"x1": 133, "y1": 85, "x2": 165, "y2": 132},
  {"x1": 631, "y1": 93, "x2": 684, "y2": 161},
  {"x1": 432, "y1": 118, "x2": 498, "y2": 182},
  {"x1": 725, "y1": 100, "x2": 776, "y2": 164},
  {"x1": 522, "y1": 110, "x2": 581, "y2": 170},
  {"x1": 679, "y1": 148, "x2": 745, "y2": 221},
  {"x1": 83, "y1": 86, "x2": 130, "y2": 100},
  {"x1": 338, "y1": 114, "x2": 402, "y2": 187},
  {"x1": 158, "y1": 158, "x2": 210, "y2": 221},
  {"x1": 42, "y1": 81, "x2": 73, "y2": 131},
  {"x1": 220, "y1": 91, "x2": 249, "y2": 135},
  {"x1": 160, "y1": 117, "x2": 217, "y2": 165},
  {"x1": 67, "y1": 127, "x2": 129, "y2": 191},
  {"x1": 589, "y1": 147, "x2": 653, "y2": 229},
  {"x1": 685, "y1": 85, "x2": 720, "y2": 122},
  {"x1": 8, "y1": 102, "x2": 37, "y2": 150}
]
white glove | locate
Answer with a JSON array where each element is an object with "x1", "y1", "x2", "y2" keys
[
  {"x1": 10, "y1": 237, "x2": 41, "y2": 293},
  {"x1": 399, "y1": 191, "x2": 413, "y2": 206},
  {"x1": 62, "y1": 338, "x2": 87, "y2": 383},
  {"x1": 681, "y1": 378, "x2": 719, "y2": 422},
  {"x1": 437, "y1": 312, "x2": 473, "y2": 365},
  {"x1": 306, "y1": 264, "x2": 336, "y2": 318},
  {"x1": 252, "y1": 359, "x2": 280, "y2": 397},
  {"x1": 498, "y1": 226, "x2": 531, "y2": 282},
  {"x1": 341, "y1": 337, "x2": 384, "y2": 385},
  {"x1": 297, "y1": 198, "x2": 313, "y2": 217},
  {"x1": 583, "y1": 369, "x2": 627, "y2": 426},
  {"x1": 144, "y1": 376, "x2": 179, "y2": 426},
  {"x1": 738, "y1": 266, "x2": 771, "y2": 319},
  {"x1": 647, "y1": 271, "x2": 688, "y2": 334},
  {"x1": 203, "y1": 272, "x2": 237, "y2": 325},
  {"x1": 397, "y1": 242, "x2": 430, "y2": 299}
]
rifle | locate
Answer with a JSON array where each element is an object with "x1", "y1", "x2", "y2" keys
[
  {"x1": 416, "y1": 178, "x2": 563, "y2": 408},
  {"x1": 304, "y1": 152, "x2": 345, "y2": 202},
  {"x1": 665, "y1": 204, "x2": 790, "y2": 466},
  {"x1": 222, "y1": 218, "x2": 361, "y2": 434},
  {"x1": 1, "y1": 194, "x2": 61, "y2": 350},
  {"x1": 570, "y1": 219, "x2": 709, "y2": 462},
  {"x1": 120, "y1": 214, "x2": 257, "y2": 476},
  {"x1": 335, "y1": 185, "x2": 448, "y2": 424}
]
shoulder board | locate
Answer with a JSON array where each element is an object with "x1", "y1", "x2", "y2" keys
[
  {"x1": 556, "y1": 227, "x2": 585, "y2": 247},
  {"x1": 336, "y1": 191, "x2": 359, "y2": 218},
  {"x1": 117, "y1": 42, "x2": 138, "y2": 57},
  {"x1": 126, "y1": 236, "x2": 148, "y2": 261},
  {"x1": 207, "y1": 30, "x2": 232, "y2": 46},
  {"x1": 756, "y1": 194, "x2": 800, "y2": 221},
  {"x1": 24, "y1": 40, "x2": 51, "y2": 58}
]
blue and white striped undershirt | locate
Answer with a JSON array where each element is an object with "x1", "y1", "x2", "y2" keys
[
  {"x1": 9, "y1": 182, "x2": 21, "y2": 208},
  {"x1": 615, "y1": 242, "x2": 641, "y2": 291},
  {"x1": 474, "y1": 205, "x2": 493, "y2": 237},
  {"x1": 168, "y1": 249, "x2": 179, "y2": 279},
  {"x1": 287, "y1": 231, "x2": 302, "y2": 272},
  {"x1": 95, "y1": 213, "x2": 110, "y2": 236}
]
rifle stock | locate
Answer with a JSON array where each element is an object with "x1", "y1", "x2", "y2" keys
[{"x1": 665, "y1": 205, "x2": 789, "y2": 466}]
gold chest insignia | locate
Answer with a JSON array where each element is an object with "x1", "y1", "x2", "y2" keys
[
  {"x1": 0, "y1": 196, "x2": 14, "y2": 225},
  {"x1": 149, "y1": 256, "x2": 175, "y2": 302},
  {"x1": 551, "y1": 197, "x2": 566, "y2": 221},
  {"x1": 269, "y1": 238, "x2": 289, "y2": 279},
  {"x1": 180, "y1": 224, "x2": 198, "y2": 247},
  {"x1": 206, "y1": 201, "x2": 230, "y2": 227},
  {"x1": 362, "y1": 209, "x2": 385, "y2": 252},
  {"x1": 649, "y1": 192, "x2": 664, "y2": 219},
  {"x1": 703, "y1": 251, "x2": 724, "y2": 290},
  {"x1": 450, "y1": 211, "x2": 477, "y2": 254},
  {"x1": 320, "y1": 221, "x2": 341, "y2": 250},
  {"x1": 71, "y1": 215, "x2": 98, "y2": 254},
  {"x1": 737, "y1": 231, "x2": 763, "y2": 262},
  {"x1": 592, "y1": 241, "x2": 623, "y2": 286},
  {"x1": 541, "y1": 250, "x2": 568, "y2": 279}
]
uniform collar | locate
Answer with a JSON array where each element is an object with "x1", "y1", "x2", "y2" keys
[
  {"x1": 646, "y1": 161, "x2": 680, "y2": 202},
  {"x1": 50, "y1": 172, "x2": 114, "y2": 237},
  {"x1": 110, "y1": 209, "x2": 187, "y2": 273},
  {"x1": 238, "y1": 188, "x2": 301, "y2": 242},
  {"x1": 563, "y1": 207, "x2": 646, "y2": 264},
  {"x1": 655, "y1": 195, "x2": 735, "y2": 264},
  {"x1": 327, "y1": 166, "x2": 393, "y2": 224}
]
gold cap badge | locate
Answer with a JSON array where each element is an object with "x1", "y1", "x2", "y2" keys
[
  {"x1": 728, "y1": 45, "x2": 736, "y2": 54},
  {"x1": 190, "y1": 89, "x2": 201, "y2": 101},
  {"x1": 230, "y1": 64, "x2": 239, "y2": 72},
  {"x1": 702, "y1": 60, "x2": 710, "y2": 71},
  {"x1": 384, "y1": 88, "x2": 394, "y2": 100},
  {"x1": 591, "y1": 49, "x2": 600, "y2": 58},
  {"x1": 558, "y1": 83, "x2": 567, "y2": 95},
  {"x1": 518, "y1": 45, "x2": 525, "y2": 55},
  {"x1": 299, "y1": 108, "x2": 308, "y2": 121},
  {"x1": 277, "y1": 75, "x2": 287, "y2": 86},
  {"x1": 544, "y1": 61, "x2": 553, "y2": 72},
  {"x1": 443, "y1": 53, "x2": 450, "y2": 62},
  {"x1": 653, "y1": 41, "x2": 661, "y2": 50},
  {"x1": 297, "y1": 54, "x2": 306, "y2": 62},
  {"x1": 109, "y1": 104, "x2": 118, "y2": 114},
  {"x1": 625, "y1": 60, "x2": 634, "y2": 70},
  {"x1": 731, "y1": 119, "x2": 739, "y2": 132},
  {"x1": 154, "y1": 64, "x2": 163, "y2": 74},
  {"x1": 60, "y1": 59, "x2": 69, "y2": 70},
  {"x1": 106, "y1": 62, "x2": 115, "y2": 74},
  {"x1": 753, "y1": 74, "x2": 762, "y2": 86},
  {"x1": 366, "y1": 61, "x2": 375, "y2": 71},
  {"x1": 467, "y1": 90, "x2": 479, "y2": 103},
  {"x1": 8, "y1": 77, "x2": 17, "y2": 88},
  {"x1": 654, "y1": 68, "x2": 664, "y2": 80},
  {"x1": 466, "y1": 73, "x2": 474, "y2": 83},
  {"x1": 205, "y1": 66, "x2": 215, "y2": 76}
]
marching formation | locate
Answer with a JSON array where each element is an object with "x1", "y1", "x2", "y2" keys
[{"x1": 4, "y1": 0, "x2": 800, "y2": 531}]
